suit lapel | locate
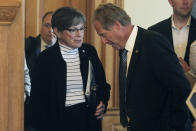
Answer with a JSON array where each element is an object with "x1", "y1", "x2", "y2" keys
[
  {"x1": 35, "y1": 35, "x2": 41, "y2": 56},
  {"x1": 166, "y1": 18, "x2": 173, "y2": 46},
  {"x1": 127, "y1": 27, "x2": 144, "y2": 85},
  {"x1": 188, "y1": 16, "x2": 196, "y2": 44},
  {"x1": 185, "y1": 16, "x2": 196, "y2": 63},
  {"x1": 156, "y1": 17, "x2": 173, "y2": 48}
]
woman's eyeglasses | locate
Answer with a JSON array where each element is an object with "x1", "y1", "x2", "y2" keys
[{"x1": 65, "y1": 26, "x2": 86, "y2": 34}]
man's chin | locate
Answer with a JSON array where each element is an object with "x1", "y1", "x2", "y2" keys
[
  {"x1": 177, "y1": 11, "x2": 191, "y2": 18},
  {"x1": 111, "y1": 45, "x2": 121, "y2": 50},
  {"x1": 47, "y1": 38, "x2": 56, "y2": 45}
]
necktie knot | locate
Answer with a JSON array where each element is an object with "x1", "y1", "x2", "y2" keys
[
  {"x1": 119, "y1": 49, "x2": 128, "y2": 71},
  {"x1": 119, "y1": 49, "x2": 128, "y2": 57}
]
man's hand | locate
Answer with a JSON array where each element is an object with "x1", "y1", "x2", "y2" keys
[
  {"x1": 179, "y1": 57, "x2": 190, "y2": 73},
  {"x1": 95, "y1": 101, "x2": 105, "y2": 119},
  {"x1": 193, "y1": 121, "x2": 196, "y2": 131}
]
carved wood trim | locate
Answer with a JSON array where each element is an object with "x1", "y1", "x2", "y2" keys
[{"x1": 0, "y1": 1, "x2": 20, "y2": 25}]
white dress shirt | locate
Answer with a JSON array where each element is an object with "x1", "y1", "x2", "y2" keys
[
  {"x1": 125, "y1": 25, "x2": 138, "y2": 76},
  {"x1": 171, "y1": 16, "x2": 191, "y2": 58}
]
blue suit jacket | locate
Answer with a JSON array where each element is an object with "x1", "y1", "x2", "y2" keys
[{"x1": 25, "y1": 35, "x2": 41, "y2": 78}]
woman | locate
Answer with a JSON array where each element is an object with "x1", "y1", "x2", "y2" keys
[{"x1": 30, "y1": 7, "x2": 110, "y2": 131}]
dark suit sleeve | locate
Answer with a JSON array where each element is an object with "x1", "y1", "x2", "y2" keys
[
  {"x1": 25, "y1": 37, "x2": 32, "y2": 68},
  {"x1": 29, "y1": 54, "x2": 51, "y2": 130},
  {"x1": 147, "y1": 32, "x2": 191, "y2": 131},
  {"x1": 25, "y1": 36, "x2": 37, "y2": 65},
  {"x1": 148, "y1": 25, "x2": 156, "y2": 30},
  {"x1": 25, "y1": 36, "x2": 40, "y2": 79},
  {"x1": 89, "y1": 45, "x2": 111, "y2": 110}
]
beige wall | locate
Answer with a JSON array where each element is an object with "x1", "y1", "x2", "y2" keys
[{"x1": 124, "y1": 0, "x2": 172, "y2": 29}]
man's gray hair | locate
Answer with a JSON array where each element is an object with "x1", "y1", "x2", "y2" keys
[{"x1": 93, "y1": 3, "x2": 131, "y2": 30}]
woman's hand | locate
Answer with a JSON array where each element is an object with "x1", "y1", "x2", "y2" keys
[{"x1": 95, "y1": 101, "x2": 105, "y2": 119}]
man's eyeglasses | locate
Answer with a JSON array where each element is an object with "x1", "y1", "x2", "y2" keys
[
  {"x1": 43, "y1": 23, "x2": 52, "y2": 29},
  {"x1": 65, "y1": 26, "x2": 86, "y2": 33}
]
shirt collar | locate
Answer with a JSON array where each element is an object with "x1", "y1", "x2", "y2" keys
[
  {"x1": 125, "y1": 25, "x2": 138, "y2": 52},
  {"x1": 59, "y1": 41, "x2": 78, "y2": 52},
  {"x1": 41, "y1": 38, "x2": 48, "y2": 47}
]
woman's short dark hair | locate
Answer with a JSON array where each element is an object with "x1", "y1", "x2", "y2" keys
[{"x1": 52, "y1": 7, "x2": 86, "y2": 32}]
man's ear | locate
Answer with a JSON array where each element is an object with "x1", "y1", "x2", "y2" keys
[
  {"x1": 114, "y1": 21, "x2": 122, "y2": 29},
  {"x1": 168, "y1": 0, "x2": 173, "y2": 7},
  {"x1": 112, "y1": 21, "x2": 122, "y2": 32}
]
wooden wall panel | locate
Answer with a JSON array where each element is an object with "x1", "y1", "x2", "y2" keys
[
  {"x1": 102, "y1": 108, "x2": 126, "y2": 131},
  {"x1": 0, "y1": 26, "x2": 9, "y2": 131},
  {"x1": 69, "y1": 0, "x2": 86, "y2": 14},
  {"x1": 43, "y1": 0, "x2": 70, "y2": 12},
  {"x1": 88, "y1": 0, "x2": 104, "y2": 59},
  {"x1": 8, "y1": 3, "x2": 24, "y2": 129},
  {"x1": 25, "y1": 0, "x2": 38, "y2": 37},
  {"x1": 0, "y1": 0, "x2": 24, "y2": 131}
]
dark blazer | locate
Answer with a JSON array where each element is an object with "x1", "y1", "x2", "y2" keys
[
  {"x1": 25, "y1": 35, "x2": 42, "y2": 78},
  {"x1": 29, "y1": 42, "x2": 110, "y2": 131},
  {"x1": 148, "y1": 16, "x2": 196, "y2": 64},
  {"x1": 126, "y1": 27, "x2": 191, "y2": 131}
]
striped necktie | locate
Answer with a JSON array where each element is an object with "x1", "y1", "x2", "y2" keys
[{"x1": 119, "y1": 49, "x2": 128, "y2": 127}]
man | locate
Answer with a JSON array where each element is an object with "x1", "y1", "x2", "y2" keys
[
  {"x1": 93, "y1": 3, "x2": 191, "y2": 131},
  {"x1": 25, "y1": 11, "x2": 56, "y2": 78},
  {"x1": 148, "y1": 0, "x2": 196, "y2": 88}
]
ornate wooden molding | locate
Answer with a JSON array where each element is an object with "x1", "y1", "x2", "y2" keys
[{"x1": 0, "y1": 1, "x2": 20, "y2": 25}]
